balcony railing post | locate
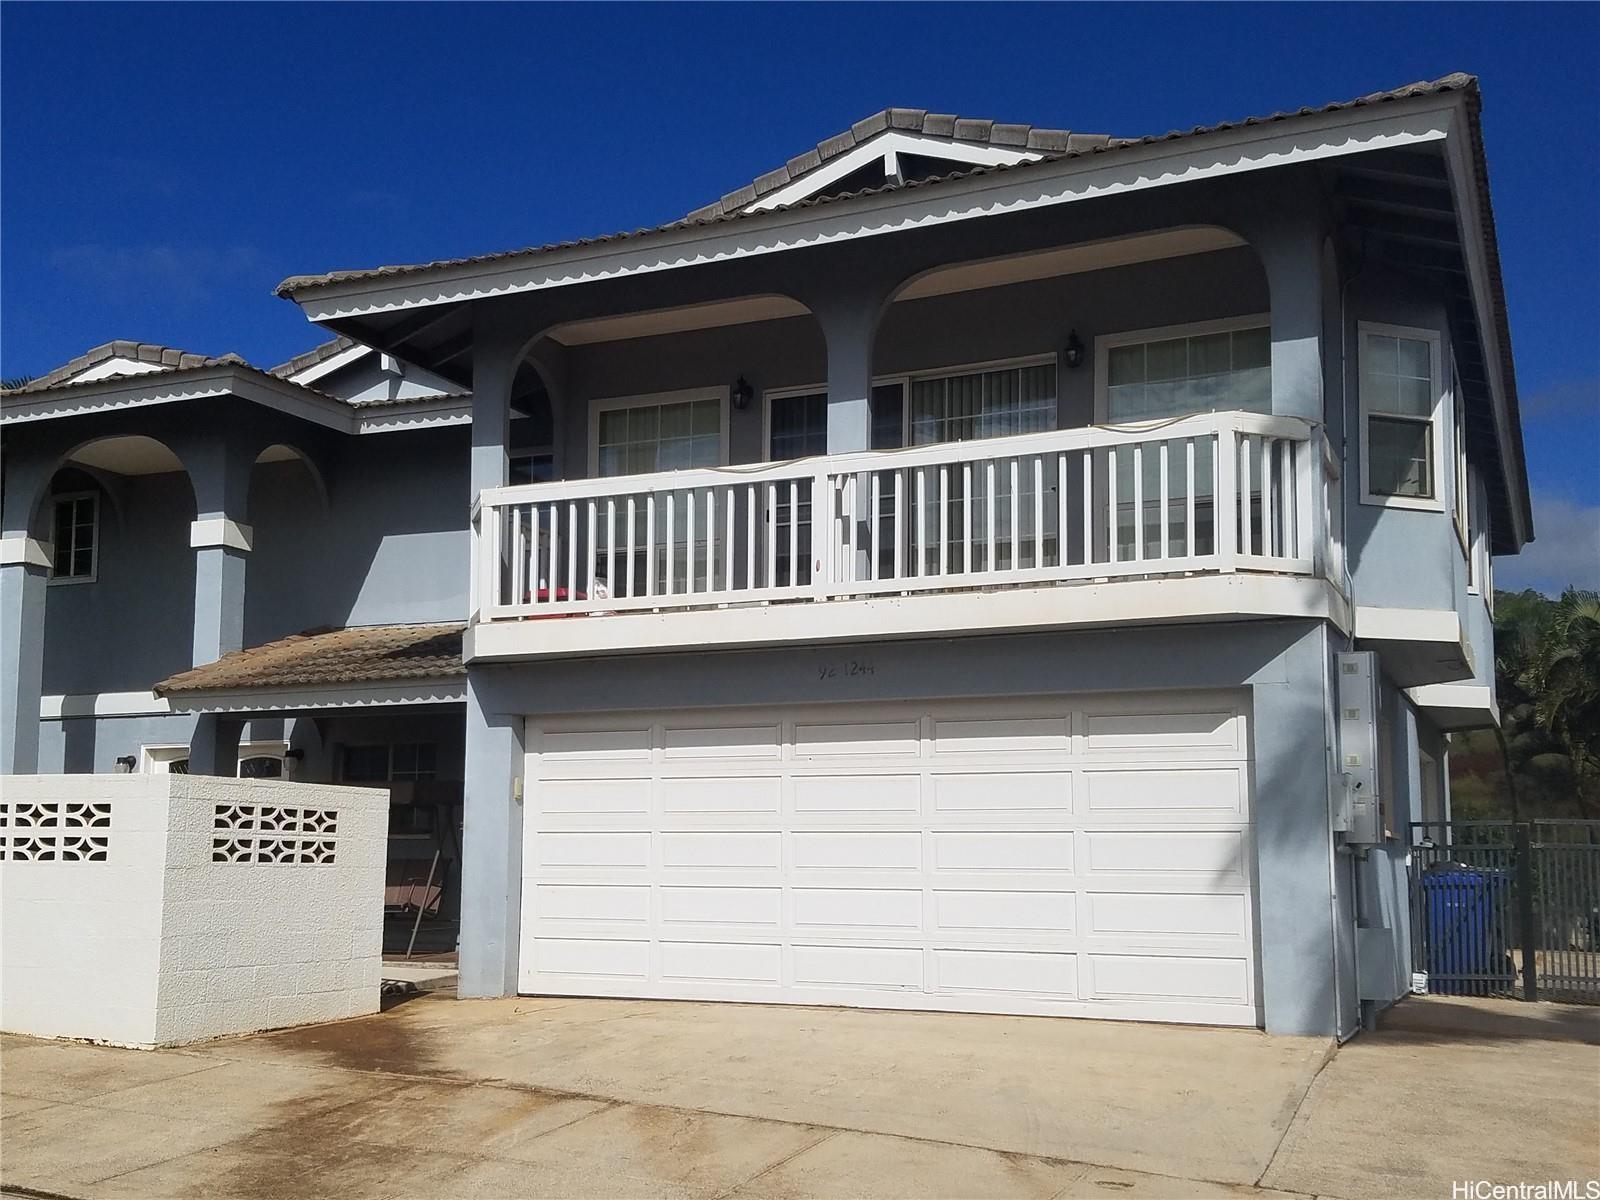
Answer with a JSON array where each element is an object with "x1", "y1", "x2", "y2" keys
[
  {"x1": 812, "y1": 465, "x2": 836, "y2": 600},
  {"x1": 1215, "y1": 423, "x2": 1239, "y2": 572}
]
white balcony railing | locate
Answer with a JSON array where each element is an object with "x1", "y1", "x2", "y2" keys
[{"x1": 472, "y1": 411, "x2": 1338, "y2": 626}]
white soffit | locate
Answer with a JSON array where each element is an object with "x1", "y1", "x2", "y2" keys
[
  {"x1": 548, "y1": 295, "x2": 811, "y2": 347},
  {"x1": 67, "y1": 358, "x2": 169, "y2": 384},
  {"x1": 69, "y1": 435, "x2": 187, "y2": 476},
  {"x1": 895, "y1": 227, "x2": 1248, "y2": 302}
]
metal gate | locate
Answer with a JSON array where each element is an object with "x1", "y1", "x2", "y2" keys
[{"x1": 1410, "y1": 820, "x2": 1600, "y2": 1004}]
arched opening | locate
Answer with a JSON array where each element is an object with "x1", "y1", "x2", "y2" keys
[
  {"x1": 243, "y1": 443, "x2": 333, "y2": 647},
  {"x1": 37, "y1": 436, "x2": 198, "y2": 772}
]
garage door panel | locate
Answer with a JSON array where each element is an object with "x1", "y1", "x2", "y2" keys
[
  {"x1": 660, "y1": 776, "x2": 782, "y2": 816},
  {"x1": 792, "y1": 887, "x2": 923, "y2": 933},
  {"x1": 931, "y1": 772, "x2": 1072, "y2": 815},
  {"x1": 933, "y1": 889, "x2": 1076, "y2": 935},
  {"x1": 931, "y1": 717, "x2": 1070, "y2": 755},
  {"x1": 1086, "y1": 953, "x2": 1252, "y2": 1005},
  {"x1": 1083, "y1": 768, "x2": 1246, "y2": 820},
  {"x1": 1082, "y1": 830, "x2": 1247, "y2": 881},
  {"x1": 1084, "y1": 892, "x2": 1248, "y2": 939},
  {"x1": 522, "y1": 692, "x2": 1258, "y2": 1027},
  {"x1": 931, "y1": 831, "x2": 1074, "y2": 873},
  {"x1": 792, "y1": 831, "x2": 922, "y2": 871},
  {"x1": 659, "y1": 832, "x2": 781, "y2": 870},
  {"x1": 792, "y1": 774, "x2": 921, "y2": 815},
  {"x1": 933, "y1": 948, "x2": 1078, "y2": 997},
  {"x1": 793, "y1": 944, "x2": 923, "y2": 990},
  {"x1": 794, "y1": 721, "x2": 920, "y2": 757},
  {"x1": 659, "y1": 886, "x2": 782, "y2": 929},
  {"x1": 662, "y1": 724, "x2": 782, "y2": 759},
  {"x1": 660, "y1": 941, "x2": 782, "y2": 985},
  {"x1": 530, "y1": 883, "x2": 652, "y2": 926}
]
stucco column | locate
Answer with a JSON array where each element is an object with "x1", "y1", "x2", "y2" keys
[
  {"x1": 811, "y1": 291, "x2": 887, "y2": 454},
  {"x1": 190, "y1": 519, "x2": 251, "y2": 666},
  {"x1": 460, "y1": 309, "x2": 529, "y2": 998},
  {"x1": 1247, "y1": 212, "x2": 1326, "y2": 423},
  {"x1": 188, "y1": 714, "x2": 243, "y2": 777},
  {"x1": 0, "y1": 540, "x2": 50, "y2": 774}
]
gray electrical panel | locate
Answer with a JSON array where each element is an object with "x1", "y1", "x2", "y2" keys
[{"x1": 1335, "y1": 651, "x2": 1384, "y2": 846}]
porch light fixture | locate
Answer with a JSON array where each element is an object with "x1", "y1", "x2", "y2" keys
[
  {"x1": 1063, "y1": 331, "x2": 1085, "y2": 370},
  {"x1": 114, "y1": 755, "x2": 137, "y2": 773},
  {"x1": 731, "y1": 376, "x2": 754, "y2": 410}
]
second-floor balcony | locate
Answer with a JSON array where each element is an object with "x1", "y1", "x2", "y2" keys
[{"x1": 466, "y1": 411, "x2": 1348, "y2": 661}]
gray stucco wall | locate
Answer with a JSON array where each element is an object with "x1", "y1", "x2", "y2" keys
[
  {"x1": 461, "y1": 618, "x2": 1346, "y2": 1036},
  {"x1": 42, "y1": 471, "x2": 197, "y2": 696}
]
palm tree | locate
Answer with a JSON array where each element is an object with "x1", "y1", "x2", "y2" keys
[{"x1": 1523, "y1": 589, "x2": 1600, "y2": 818}]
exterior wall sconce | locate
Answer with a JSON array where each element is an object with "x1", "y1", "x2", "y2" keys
[
  {"x1": 1063, "y1": 331, "x2": 1085, "y2": 370},
  {"x1": 731, "y1": 376, "x2": 754, "y2": 410},
  {"x1": 114, "y1": 755, "x2": 137, "y2": 773}
]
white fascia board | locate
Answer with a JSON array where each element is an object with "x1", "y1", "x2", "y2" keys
[
  {"x1": 161, "y1": 679, "x2": 466, "y2": 714},
  {"x1": 0, "y1": 364, "x2": 472, "y2": 436},
  {"x1": 465, "y1": 574, "x2": 1351, "y2": 663},
  {"x1": 41, "y1": 691, "x2": 172, "y2": 719},
  {"x1": 292, "y1": 98, "x2": 1458, "y2": 323},
  {"x1": 286, "y1": 343, "x2": 371, "y2": 385},
  {"x1": 1436, "y1": 108, "x2": 1530, "y2": 548},
  {"x1": 354, "y1": 397, "x2": 474, "y2": 433},
  {"x1": 744, "y1": 131, "x2": 1042, "y2": 214}
]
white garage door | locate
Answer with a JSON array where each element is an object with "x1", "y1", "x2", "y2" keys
[{"x1": 519, "y1": 692, "x2": 1259, "y2": 1026}]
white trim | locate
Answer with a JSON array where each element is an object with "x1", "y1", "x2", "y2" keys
[
  {"x1": 744, "y1": 131, "x2": 1042, "y2": 214},
  {"x1": 161, "y1": 679, "x2": 466, "y2": 715},
  {"x1": 47, "y1": 492, "x2": 99, "y2": 585},
  {"x1": 0, "y1": 535, "x2": 52, "y2": 569},
  {"x1": 1353, "y1": 605, "x2": 1462, "y2": 645},
  {"x1": 587, "y1": 386, "x2": 731, "y2": 479},
  {"x1": 1405, "y1": 683, "x2": 1500, "y2": 731},
  {"x1": 0, "y1": 361, "x2": 473, "y2": 437},
  {"x1": 139, "y1": 743, "x2": 190, "y2": 774},
  {"x1": 289, "y1": 102, "x2": 1459, "y2": 321},
  {"x1": 190, "y1": 517, "x2": 253, "y2": 552},
  {"x1": 1092, "y1": 313, "x2": 1271, "y2": 423},
  {"x1": 41, "y1": 691, "x2": 172, "y2": 720},
  {"x1": 1357, "y1": 321, "x2": 1446, "y2": 512},
  {"x1": 466, "y1": 573, "x2": 1352, "y2": 662},
  {"x1": 286, "y1": 344, "x2": 369, "y2": 385}
]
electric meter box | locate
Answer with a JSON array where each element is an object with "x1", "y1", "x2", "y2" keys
[{"x1": 1336, "y1": 651, "x2": 1384, "y2": 846}]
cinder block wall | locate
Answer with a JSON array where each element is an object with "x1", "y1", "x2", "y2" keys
[{"x1": 1, "y1": 774, "x2": 388, "y2": 1048}]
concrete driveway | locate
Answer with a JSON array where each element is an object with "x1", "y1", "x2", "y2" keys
[{"x1": 2, "y1": 993, "x2": 1595, "y2": 1199}]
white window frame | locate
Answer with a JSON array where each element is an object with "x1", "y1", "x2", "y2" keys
[
  {"x1": 48, "y1": 491, "x2": 99, "y2": 585},
  {"x1": 588, "y1": 386, "x2": 730, "y2": 478},
  {"x1": 140, "y1": 744, "x2": 189, "y2": 774},
  {"x1": 1092, "y1": 313, "x2": 1272, "y2": 424},
  {"x1": 760, "y1": 353, "x2": 1060, "y2": 462},
  {"x1": 1357, "y1": 321, "x2": 1446, "y2": 512},
  {"x1": 236, "y1": 740, "x2": 289, "y2": 779}
]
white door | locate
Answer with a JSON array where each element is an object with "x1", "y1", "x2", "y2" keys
[{"x1": 519, "y1": 691, "x2": 1259, "y2": 1026}]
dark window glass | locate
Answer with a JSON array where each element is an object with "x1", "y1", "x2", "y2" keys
[
  {"x1": 768, "y1": 392, "x2": 827, "y2": 460},
  {"x1": 342, "y1": 745, "x2": 391, "y2": 783},
  {"x1": 871, "y1": 383, "x2": 905, "y2": 450}
]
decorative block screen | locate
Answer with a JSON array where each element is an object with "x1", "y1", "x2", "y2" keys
[
  {"x1": 211, "y1": 803, "x2": 338, "y2": 864},
  {"x1": 0, "y1": 801, "x2": 111, "y2": 861}
]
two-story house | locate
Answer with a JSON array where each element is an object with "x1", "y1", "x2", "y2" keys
[{"x1": 1, "y1": 74, "x2": 1530, "y2": 1039}]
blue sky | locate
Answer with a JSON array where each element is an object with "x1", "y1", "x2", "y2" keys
[{"x1": 3, "y1": 2, "x2": 1595, "y2": 592}]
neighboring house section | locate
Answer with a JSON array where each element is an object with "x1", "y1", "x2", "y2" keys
[{"x1": 3, "y1": 75, "x2": 1530, "y2": 1038}]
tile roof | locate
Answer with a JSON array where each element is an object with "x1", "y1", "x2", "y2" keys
[
  {"x1": 273, "y1": 75, "x2": 1480, "y2": 298},
  {"x1": 4, "y1": 341, "x2": 245, "y2": 396},
  {"x1": 683, "y1": 108, "x2": 1118, "y2": 224},
  {"x1": 269, "y1": 335, "x2": 357, "y2": 379},
  {"x1": 154, "y1": 623, "x2": 466, "y2": 696}
]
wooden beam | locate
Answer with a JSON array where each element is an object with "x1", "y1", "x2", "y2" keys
[
  {"x1": 1339, "y1": 148, "x2": 1451, "y2": 187},
  {"x1": 1354, "y1": 209, "x2": 1461, "y2": 249}
]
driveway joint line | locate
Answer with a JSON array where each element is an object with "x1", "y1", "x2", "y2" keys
[
  {"x1": 1254, "y1": 1036, "x2": 1341, "y2": 1189},
  {"x1": 707, "y1": 1127, "x2": 843, "y2": 1200}
]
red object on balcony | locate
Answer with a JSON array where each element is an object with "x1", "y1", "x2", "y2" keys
[{"x1": 524, "y1": 585, "x2": 587, "y2": 618}]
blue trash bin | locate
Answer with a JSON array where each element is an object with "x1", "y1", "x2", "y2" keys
[{"x1": 1421, "y1": 865, "x2": 1510, "y2": 996}]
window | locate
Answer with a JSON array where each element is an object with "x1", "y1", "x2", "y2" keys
[
  {"x1": 767, "y1": 391, "x2": 828, "y2": 461},
  {"x1": 340, "y1": 742, "x2": 438, "y2": 784},
  {"x1": 594, "y1": 392, "x2": 723, "y2": 478},
  {"x1": 1101, "y1": 322, "x2": 1270, "y2": 422},
  {"x1": 50, "y1": 493, "x2": 97, "y2": 582},
  {"x1": 1360, "y1": 324, "x2": 1442, "y2": 507},
  {"x1": 908, "y1": 362, "x2": 1056, "y2": 445}
]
